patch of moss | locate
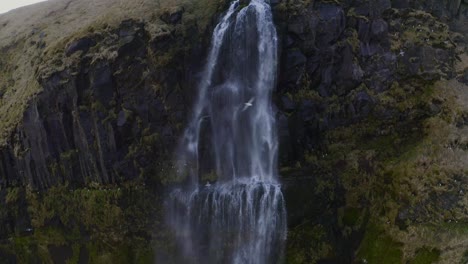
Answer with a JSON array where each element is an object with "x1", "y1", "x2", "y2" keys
[
  {"x1": 292, "y1": 87, "x2": 323, "y2": 102},
  {"x1": 60, "y1": 149, "x2": 79, "y2": 161},
  {"x1": 461, "y1": 250, "x2": 468, "y2": 264},
  {"x1": 339, "y1": 207, "x2": 363, "y2": 227},
  {"x1": 1, "y1": 184, "x2": 163, "y2": 263},
  {"x1": 436, "y1": 222, "x2": 468, "y2": 234},
  {"x1": 356, "y1": 223, "x2": 403, "y2": 264},
  {"x1": 389, "y1": 9, "x2": 453, "y2": 52},
  {"x1": 347, "y1": 8, "x2": 370, "y2": 22},
  {"x1": 238, "y1": 2, "x2": 249, "y2": 10},
  {"x1": 5, "y1": 187, "x2": 20, "y2": 204},
  {"x1": 200, "y1": 170, "x2": 218, "y2": 183},
  {"x1": 286, "y1": 223, "x2": 333, "y2": 264},
  {"x1": 409, "y1": 247, "x2": 441, "y2": 264}
]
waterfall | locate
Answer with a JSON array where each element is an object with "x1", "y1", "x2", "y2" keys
[{"x1": 166, "y1": 0, "x2": 287, "y2": 263}]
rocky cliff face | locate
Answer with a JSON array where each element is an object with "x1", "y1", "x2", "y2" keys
[
  {"x1": 0, "y1": 0, "x2": 226, "y2": 261},
  {"x1": 0, "y1": 0, "x2": 221, "y2": 190},
  {"x1": 0, "y1": 0, "x2": 467, "y2": 263},
  {"x1": 273, "y1": 0, "x2": 468, "y2": 263},
  {"x1": 1, "y1": 20, "x2": 184, "y2": 189},
  {"x1": 275, "y1": 0, "x2": 462, "y2": 164}
]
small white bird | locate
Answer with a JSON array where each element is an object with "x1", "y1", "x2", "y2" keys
[
  {"x1": 205, "y1": 181, "x2": 211, "y2": 187},
  {"x1": 399, "y1": 50, "x2": 405, "y2": 57},
  {"x1": 242, "y1": 97, "x2": 255, "y2": 111}
]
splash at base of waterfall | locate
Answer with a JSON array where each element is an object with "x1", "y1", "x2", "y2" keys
[{"x1": 167, "y1": 178, "x2": 287, "y2": 264}]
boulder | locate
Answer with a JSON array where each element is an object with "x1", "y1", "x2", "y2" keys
[
  {"x1": 65, "y1": 37, "x2": 96, "y2": 56},
  {"x1": 160, "y1": 7, "x2": 185, "y2": 25}
]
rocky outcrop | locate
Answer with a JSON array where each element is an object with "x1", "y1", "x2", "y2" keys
[
  {"x1": 0, "y1": 0, "x2": 228, "y2": 190},
  {"x1": 275, "y1": 0, "x2": 460, "y2": 163},
  {"x1": 0, "y1": 18, "x2": 210, "y2": 190},
  {"x1": 272, "y1": 0, "x2": 467, "y2": 263},
  {"x1": 0, "y1": 1, "x2": 224, "y2": 262}
]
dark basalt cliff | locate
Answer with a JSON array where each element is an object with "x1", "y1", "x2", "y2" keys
[
  {"x1": 0, "y1": 0, "x2": 467, "y2": 263},
  {"x1": 274, "y1": 1, "x2": 467, "y2": 263},
  {"x1": 0, "y1": 1, "x2": 214, "y2": 190},
  {"x1": 0, "y1": 20, "x2": 188, "y2": 189}
]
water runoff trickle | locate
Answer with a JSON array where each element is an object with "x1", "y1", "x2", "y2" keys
[{"x1": 166, "y1": 0, "x2": 287, "y2": 263}]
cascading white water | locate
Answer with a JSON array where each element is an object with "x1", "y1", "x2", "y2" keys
[{"x1": 167, "y1": 0, "x2": 287, "y2": 263}]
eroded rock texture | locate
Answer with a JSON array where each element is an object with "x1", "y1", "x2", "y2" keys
[
  {"x1": 272, "y1": 0, "x2": 467, "y2": 262},
  {"x1": 0, "y1": 19, "x2": 204, "y2": 189}
]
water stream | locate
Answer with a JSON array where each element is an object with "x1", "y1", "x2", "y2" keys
[{"x1": 166, "y1": 1, "x2": 287, "y2": 263}]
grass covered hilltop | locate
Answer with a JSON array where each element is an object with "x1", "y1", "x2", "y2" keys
[{"x1": 0, "y1": 0, "x2": 468, "y2": 263}]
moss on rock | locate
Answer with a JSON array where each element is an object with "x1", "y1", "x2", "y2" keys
[{"x1": 0, "y1": 183, "x2": 164, "y2": 263}]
